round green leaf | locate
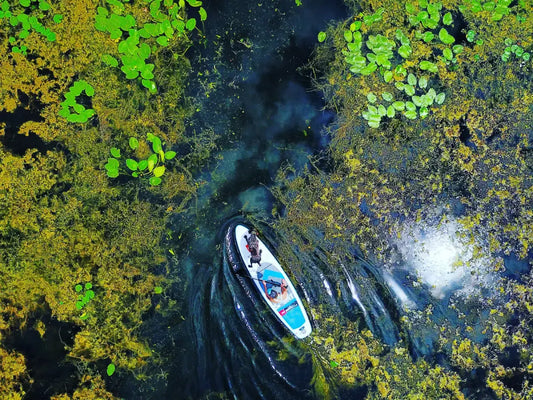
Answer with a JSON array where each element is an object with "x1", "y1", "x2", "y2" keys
[
  {"x1": 149, "y1": 176, "x2": 162, "y2": 186},
  {"x1": 164, "y1": 151, "x2": 176, "y2": 160},
  {"x1": 344, "y1": 30, "x2": 353, "y2": 43},
  {"x1": 318, "y1": 31, "x2": 326, "y2": 42},
  {"x1": 154, "y1": 286, "x2": 163, "y2": 294},
  {"x1": 418, "y1": 76, "x2": 428, "y2": 89},
  {"x1": 199, "y1": 7, "x2": 207, "y2": 21},
  {"x1": 438, "y1": 28, "x2": 455, "y2": 45},
  {"x1": 102, "y1": 54, "x2": 119, "y2": 67},
  {"x1": 110, "y1": 148, "x2": 121, "y2": 158},
  {"x1": 85, "y1": 282, "x2": 92, "y2": 290},
  {"x1": 392, "y1": 101, "x2": 405, "y2": 111},
  {"x1": 86, "y1": 290, "x2": 95, "y2": 299},
  {"x1": 156, "y1": 36, "x2": 169, "y2": 46},
  {"x1": 129, "y1": 137, "x2": 139, "y2": 150},
  {"x1": 443, "y1": 12, "x2": 453, "y2": 25},
  {"x1": 106, "y1": 169, "x2": 119, "y2": 178},
  {"x1": 126, "y1": 159, "x2": 138, "y2": 171},
  {"x1": 383, "y1": 70, "x2": 393, "y2": 83},
  {"x1": 75, "y1": 284, "x2": 83, "y2": 292},
  {"x1": 138, "y1": 160, "x2": 148, "y2": 170},
  {"x1": 367, "y1": 93, "x2": 377, "y2": 103},
  {"x1": 106, "y1": 158, "x2": 119, "y2": 169},
  {"x1": 436, "y1": 92, "x2": 446, "y2": 105},
  {"x1": 153, "y1": 165, "x2": 165, "y2": 177},
  {"x1": 186, "y1": 18, "x2": 196, "y2": 30},
  {"x1": 404, "y1": 84, "x2": 415, "y2": 96},
  {"x1": 76, "y1": 301, "x2": 84, "y2": 310},
  {"x1": 404, "y1": 109, "x2": 417, "y2": 120},
  {"x1": 107, "y1": 363, "x2": 116, "y2": 376},
  {"x1": 382, "y1": 92, "x2": 393, "y2": 102}
]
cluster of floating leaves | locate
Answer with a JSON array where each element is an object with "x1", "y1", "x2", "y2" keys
[
  {"x1": 96, "y1": 0, "x2": 207, "y2": 93},
  {"x1": 58, "y1": 80, "x2": 96, "y2": 123},
  {"x1": 0, "y1": 0, "x2": 62, "y2": 55},
  {"x1": 105, "y1": 133, "x2": 176, "y2": 186},
  {"x1": 363, "y1": 74, "x2": 445, "y2": 127},
  {"x1": 330, "y1": 1, "x2": 456, "y2": 128},
  {"x1": 75, "y1": 282, "x2": 95, "y2": 321},
  {"x1": 501, "y1": 38, "x2": 530, "y2": 62},
  {"x1": 459, "y1": 0, "x2": 513, "y2": 21}
]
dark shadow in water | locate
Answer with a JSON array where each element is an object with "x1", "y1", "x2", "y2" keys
[{"x1": 4, "y1": 312, "x2": 80, "y2": 399}]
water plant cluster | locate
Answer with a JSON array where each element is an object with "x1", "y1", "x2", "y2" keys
[
  {"x1": 58, "y1": 80, "x2": 96, "y2": 123},
  {"x1": 338, "y1": 2, "x2": 454, "y2": 128},
  {"x1": 105, "y1": 133, "x2": 177, "y2": 186},
  {"x1": 501, "y1": 37, "x2": 530, "y2": 62},
  {"x1": 95, "y1": 0, "x2": 207, "y2": 93},
  {"x1": 459, "y1": 0, "x2": 512, "y2": 21},
  {"x1": 75, "y1": 282, "x2": 95, "y2": 320},
  {"x1": 0, "y1": 0, "x2": 62, "y2": 56}
]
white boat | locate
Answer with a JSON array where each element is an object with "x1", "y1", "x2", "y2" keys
[{"x1": 226, "y1": 223, "x2": 312, "y2": 339}]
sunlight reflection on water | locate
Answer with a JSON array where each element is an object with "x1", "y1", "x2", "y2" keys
[{"x1": 393, "y1": 216, "x2": 495, "y2": 299}]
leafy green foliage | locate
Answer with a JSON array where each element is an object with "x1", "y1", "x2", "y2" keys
[
  {"x1": 58, "y1": 80, "x2": 96, "y2": 123},
  {"x1": 501, "y1": 38, "x2": 530, "y2": 62},
  {"x1": 94, "y1": 0, "x2": 206, "y2": 93},
  {"x1": 460, "y1": 0, "x2": 513, "y2": 21},
  {"x1": 106, "y1": 133, "x2": 177, "y2": 186}
]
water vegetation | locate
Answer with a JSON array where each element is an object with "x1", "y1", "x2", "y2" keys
[
  {"x1": 0, "y1": 0, "x2": 207, "y2": 397},
  {"x1": 273, "y1": 0, "x2": 533, "y2": 398}
]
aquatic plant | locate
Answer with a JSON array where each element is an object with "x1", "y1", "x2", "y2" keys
[
  {"x1": 501, "y1": 38, "x2": 530, "y2": 62},
  {"x1": 105, "y1": 133, "x2": 177, "y2": 186},
  {"x1": 58, "y1": 80, "x2": 96, "y2": 123},
  {"x1": 75, "y1": 282, "x2": 95, "y2": 320},
  {"x1": 95, "y1": 0, "x2": 207, "y2": 93},
  {"x1": 106, "y1": 363, "x2": 116, "y2": 376},
  {"x1": 460, "y1": 0, "x2": 513, "y2": 21}
]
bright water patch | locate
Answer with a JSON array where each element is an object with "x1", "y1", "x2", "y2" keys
[{"x1": 393, "y1": 216, "x2": 496, "y2": 299}]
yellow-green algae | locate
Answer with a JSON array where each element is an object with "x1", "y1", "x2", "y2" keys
[{"x1": 0, "y1": 0, "x2": 205, "y2": 397}]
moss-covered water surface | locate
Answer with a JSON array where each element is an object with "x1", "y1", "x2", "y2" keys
[{"x1": 1, "y1": 0, "x2": 532, "y2": 399}]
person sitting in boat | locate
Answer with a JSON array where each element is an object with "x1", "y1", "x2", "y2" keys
[
  {"x1": 244, "y1": 229, "x2": 262, "y2": 268},
  {"x1": 264, "y1": 279, "x2": 288, "y2": 304}
]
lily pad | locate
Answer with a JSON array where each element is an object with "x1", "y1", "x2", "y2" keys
[
  {"x1": 149, "y1": 176, "x2": 162, "y2": 186},
  {"x1": 443, "y1": 12, "x2": 453, "y2": 25},
  {"x1": 439, "y1": 28, "x2": 455, "y2": 45},
  {"x1": 382, "y1": 92, "x2": 394, "y2": 102},
  {"x1": 419, "y1": 60, "x2": 438, "y2": 73}
]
